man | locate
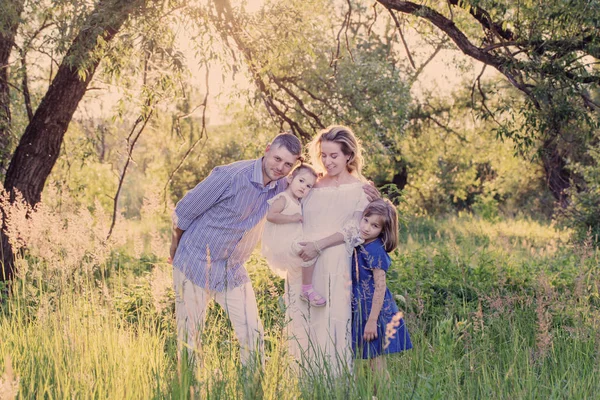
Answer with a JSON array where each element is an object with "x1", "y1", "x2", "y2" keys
[{"x1": 169, "y1": 132, "x2": 302, "y2": 365}]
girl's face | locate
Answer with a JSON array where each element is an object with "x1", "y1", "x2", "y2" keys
[
  {"x1": 359, "y1": 213, "x2": 384, "y2": 243},
  {"x1": 320, "y1": 140, "x2": 350, "y2": 177},
  {"x1": 288, "y1": 170, "x2": 316, "y2": 200}
]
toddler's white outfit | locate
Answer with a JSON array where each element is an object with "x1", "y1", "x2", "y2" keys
[{"x1": 261, "y1": 191, "x2": 315, "y2": 278}]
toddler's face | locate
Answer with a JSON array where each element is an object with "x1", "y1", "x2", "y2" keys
[
  {"x1": 289, "y1": 171, "x2": 316, "y2": 199},
  {"x1": 359, "y1": 213, "x2": 384, "y2": 243}
]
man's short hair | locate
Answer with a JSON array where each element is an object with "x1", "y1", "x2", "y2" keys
[{"x1": 271, "y1": 132, "x2": 302, "y2": 156}]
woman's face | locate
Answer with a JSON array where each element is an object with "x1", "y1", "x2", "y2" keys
[{"x1": 320, "y1": 140, "x2": 349, "y2": 177}]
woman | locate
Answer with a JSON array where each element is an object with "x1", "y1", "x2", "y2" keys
[{"x1": 285, "y1": 125, "x2": 373, "y2": 376}]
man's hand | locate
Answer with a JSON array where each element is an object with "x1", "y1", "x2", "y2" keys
[
  {"x1": 168, "y1": 242, "x2": 178, "y2": 264},
  {"x1": 363, "y1": 182, "x2": 381, "y2": 202},
  {"x1": 169, "y1": 226, "x2": 184, "y2": 264}
]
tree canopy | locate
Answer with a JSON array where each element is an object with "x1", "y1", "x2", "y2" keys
[
  {"x1": 1, "y1": 0, "x2": 600, "y2": 281},
  {"x1": 377, "y1": 0, "x2": 600, "y2": 203}
]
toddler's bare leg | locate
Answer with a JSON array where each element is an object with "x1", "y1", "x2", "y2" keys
[
  {"x1": 300, "y1": 262, "x2": 326, "y2": 307},
  {"x1": 301, "y1": 263, "x2": 315, "y2": 285}
]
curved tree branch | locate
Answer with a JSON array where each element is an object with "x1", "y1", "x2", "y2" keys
[
  {"x1": 378, "y1": 1, "x2": 539, "y2": 104},
  {"x1": 19, "y1": 51, "x2": 33, "y2": 122},
  {"x1": 387, "y1": 7, "x2": 416, "y2": 69},
  {"x1": 107, "y1": 108, "x2": 153, "y2": 240},
  {"x1": 210, "y1": 0, "x2": 313, "y2": 141},
  {"x1": 447, "y1": 0, "x2": 514, "y2": 41},
  {"x1": 163, "y1": 64, "x2": 211, "y2": 199}
]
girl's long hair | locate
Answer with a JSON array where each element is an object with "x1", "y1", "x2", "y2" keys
[{"x1": 363, "y1": 199, "x2": 399, "y2": 252}]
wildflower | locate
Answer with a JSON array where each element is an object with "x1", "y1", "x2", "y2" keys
[
  {"x1": 133, "y1": 235, "x2": 144, "y2": 259},
  {"x1": 472, "y1": 301, "x2": 484, "y2": 334},
  {"x1": 266, "y1": 277, "x2": 279, "y2": 299},
  {"x1": 384, "y1": 311, "x2": 404, "y2": 349},
  {"x1": 140, "y1": 193, "x2": 162, "y2": 221},
  {"x1": 2, "y1": 190, "x2": 32, "y2": 251},
  {"x1": 149, "y1": 229, "x2": 166, "y2": 258},
  {"x1": 151, "y1": 264, "x2": 173, "y2": 314}
]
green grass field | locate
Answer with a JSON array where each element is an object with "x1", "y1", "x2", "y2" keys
[{"x1": 1, "y1": 210, "x2": 600, "y2": 399}]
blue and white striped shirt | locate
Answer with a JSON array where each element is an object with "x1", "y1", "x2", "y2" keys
[{"x1": 172, "y1": 158, "x2": 285, "y2": 292}]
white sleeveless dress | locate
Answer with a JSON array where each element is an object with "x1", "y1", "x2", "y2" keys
[
  {"x1": 284, "y1": 182, "x2": 369, "y2": 375},
  {"x1": 261, "y1": 191, "x2": 306, "y2": 278}
]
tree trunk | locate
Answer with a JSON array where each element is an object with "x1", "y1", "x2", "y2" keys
[
  {"x1": 392, "y1": 164, "x2": 408, "y2": 190},
  {"x1": 0, "y1": 0, "x2": 25, "y2": 178},
  {"x1": 0, "y1": 0, "x2": 25, "y2": 282},
  {"x1": 1, "y1": 0, "x2": 142, "y2": 282},
  {"x1": 540, "y1": 136, "x2": 570, "y2": 208}
]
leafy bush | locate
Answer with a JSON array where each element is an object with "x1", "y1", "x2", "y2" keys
[{"x1": 558, "y1": 144, "x2": 600, "y2": 243}]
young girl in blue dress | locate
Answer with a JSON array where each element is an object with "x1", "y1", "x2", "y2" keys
[{"x1": 352, "y1": 198, "x2": 412, "y2": 372}]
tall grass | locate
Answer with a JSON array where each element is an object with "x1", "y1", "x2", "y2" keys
[{"x1": 1, "y1": 191, "x2": 600, "y2": 398}]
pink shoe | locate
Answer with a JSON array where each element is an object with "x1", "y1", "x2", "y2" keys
[{"x1": 300, "y1": 289, "x2": 326, "y2": 307}]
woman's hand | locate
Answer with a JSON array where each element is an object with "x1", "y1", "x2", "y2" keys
[
  {"x1": 364, "y1": 319, "x2": 378, "y2": 341},
  {"x1": 363, "y1": 182, "x2": 381, "y2": 202},
  {"x1": 297, "y1": 241, "x2": 319, "y2": 261}
]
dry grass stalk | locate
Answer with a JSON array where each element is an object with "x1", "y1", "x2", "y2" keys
[
  {"x1": 0, "y1": 356, "x2": 19, "y2": 400},
  {"x1": 151, "y1": 264, "x2": 173, "y2": 314},
  {"x1": 535, "y1": 276, "x2": 554, "y2": 361}
]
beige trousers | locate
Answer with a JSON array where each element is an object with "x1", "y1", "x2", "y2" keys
[{"x1": 173, "y1": 268, "x2": 264, "y2": 365}]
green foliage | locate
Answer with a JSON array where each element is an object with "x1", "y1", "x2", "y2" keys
[
  {"x1": 212, "y1": 0, "x2": 411, "y2": 179},
  {"x1": 385, "y1": 0, "x2": 600, "y2": 206},
  {"x1": 50, "y1": 120, "x2": 118, "y2": 212},
  {"x1": 4, "y1": 0, "x2": 599, "y2": 226},
  {"x1": 3, "y1": 197, "x2": 600, "y2": 398},
  {"x1": 558, "y1": 143, "x2": 600, "y2": 243},
  {"x1": 164, "y1": 123, "x2": 263, "y2": 204},
  {"x1": 400, "y1": 86, "x2": 552, "y2": 217},
  {"x1": 4, "y1": 0, "x2": 193, "y2": 200},
  {"x1": 7, "y1": 0, "x2": 573, "y2": 224}
]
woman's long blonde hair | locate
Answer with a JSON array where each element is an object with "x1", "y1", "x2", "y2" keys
[{"x1": 308, "y1": 125, "x2": 364, "y2": 178}]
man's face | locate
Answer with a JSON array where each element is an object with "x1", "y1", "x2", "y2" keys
[{"x1": 262, "y1": 144, "x2": 299, "y2": 184}]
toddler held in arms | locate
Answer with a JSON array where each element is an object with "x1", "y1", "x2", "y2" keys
[{"x1": 261, "y1": 164, "x2": 326, "y2": 307}]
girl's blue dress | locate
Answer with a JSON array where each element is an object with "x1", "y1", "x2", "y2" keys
[{"x1": 352, "y1": 238, "x2": 412, "y2": 359}]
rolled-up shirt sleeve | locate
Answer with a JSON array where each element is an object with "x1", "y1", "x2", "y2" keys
[{"x1": 173, "y1": 166, "x2": 231, "y2": 231}]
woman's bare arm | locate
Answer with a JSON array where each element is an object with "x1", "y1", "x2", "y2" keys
[{"x1": 298, "y1": 210, "x2": 363, "y2": 260}]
